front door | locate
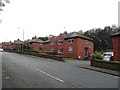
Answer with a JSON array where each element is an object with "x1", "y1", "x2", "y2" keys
[{"x1": 85, "y1": 48, "x2": 88, "y2": 57}]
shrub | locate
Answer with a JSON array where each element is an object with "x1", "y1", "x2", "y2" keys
[
  {"x1": 24, "y1": 49, "x2": 57, "y2": 55},
  {"x1": 64, "y1": 58, "x2": 75, "y2": 60},
  {"x1": 23, "y1": 44, "x2": 32, "y2": 50},
  {"x1": 24, "y1": 49, "x2": 40, "y2": 53},
  {"x1": 39, "y1": 51, "x2": 57, "y2": 55},
  {"x1": 93, "y1": 51, "x2": 103, "y2": 60}
]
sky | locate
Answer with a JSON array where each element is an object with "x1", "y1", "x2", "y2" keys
[{"x1": 0, "y1": 0, "x2": 119, "y2": 42}]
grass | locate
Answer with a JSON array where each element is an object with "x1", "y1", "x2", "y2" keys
[{"x1": 64, "y1": 58, "x2": 75, "y2": 60}]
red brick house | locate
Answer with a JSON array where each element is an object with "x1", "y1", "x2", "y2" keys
[
  {"x1": 13, "y1": 39, "x2": 23, "y2": 50},
  {"x1": 42, "y1": 31, "x2": 94, "y2": 59},
  {"x1": 42, "y1": 40, "x2": 51, "y2": 51},
  {"x1": 29, "y1": 36, "x2": 44, "y2": 50},
  {"x1": 49, "y1": 36, "x2": 58, "y2": 52},
  {"x1": 57, "y1": 32, "x2": 94, "y2": 59},
  {"x1": 2, "y1": 41, "x2": 13, "y2": 51},
  {"x1": 111, "y1": 32, "x2": 120, "y2": 61}
]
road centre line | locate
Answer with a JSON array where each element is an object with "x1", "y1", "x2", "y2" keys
[{"x1": 32, "y1": 66, "x2": 64, "y2": 83}]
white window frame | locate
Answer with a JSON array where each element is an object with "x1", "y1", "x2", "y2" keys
[
  {"x1": 51, "y1": 42, "x2": 54, "y2": 46},
  {"x1": 58, "y1": 48, "x2": 63, "y2": 53},
  {"x1": 68, "y1": 47, "x2": 73, "y2": 53},
  {"x1": 58, "y1": 40, "x2": 63, "y2": 45},
  {"x1": 68, "y1": 39, "x2": 74, "y2": 44},
  {"x1": 85, "y1": 40, "x2": 88, "y2": 44},
  {"x1": 45, "y1": 43, "x2": 47, "y2": 46},
  {"x1": 51, "y1": 48, "x2": 55, "y2": 51}
]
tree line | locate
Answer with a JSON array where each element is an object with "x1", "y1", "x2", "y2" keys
[{"x1": 83, "y1": 25, "x2": 120, "y2": 51}]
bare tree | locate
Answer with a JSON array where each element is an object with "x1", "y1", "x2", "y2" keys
[
  {"x1": 0, "y1": 0, "x2": 10, "y2": 11},
  {"x1": 0, "y1": 0, "x2": 10, "y2": 23}
]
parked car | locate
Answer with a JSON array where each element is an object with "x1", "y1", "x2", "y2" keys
[
  {"x1": 0, "y1": 48, "x2": 4, "y2": 52},
  {"x1": 103, "y1": 54, "x2": 113, "y2": 61}
]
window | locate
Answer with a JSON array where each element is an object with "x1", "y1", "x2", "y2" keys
[
  {"x1": 85, "y1": 40, "x2": 88, "y2": 44},
  {"x1": 45, "y1": 43, "x2": 47, "y2": 46},
  {"x1": 68, "y1": 39, "x2": 74, "y2": 43},
  {"x1": 51, "y1": 42, "x2": 54, "y2": 46},
  {"x1": 68, "y1": 47, "x2": 73, "y2": 53},
  {"x1": 58, "y1": 40, "x2": 63, "y2": 45},
  {"x1": 58, "y1": 48, "x2": 63, "y2": 53},
  {"x1": 51, "y1": 48, "x2": 55, "y2": 51}
]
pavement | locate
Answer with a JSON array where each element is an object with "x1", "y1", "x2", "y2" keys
[
  {"x1": 65, "y1": 60, "x2": 120, "y2": 77},
  {"x1": 1, "y1": 52, "x2": 120, "y2": 88}
]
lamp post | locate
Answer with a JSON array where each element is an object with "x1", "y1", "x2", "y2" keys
[{"x1": 18, "y1": 28, "x2": 24, "y2": 53}]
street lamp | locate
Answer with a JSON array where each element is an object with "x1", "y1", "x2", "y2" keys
[{"x1": 18, "y1": 28, "x2": 24, "y2": 53}]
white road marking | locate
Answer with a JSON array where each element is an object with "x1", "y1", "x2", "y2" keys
[{"x1": 33, "y1": 66, "x2": 64, "y2": 83}]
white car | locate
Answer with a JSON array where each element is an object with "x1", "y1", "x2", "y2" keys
[
  {"x1": 103, "y1": 56, "x2": 111, "y2": 61},
  {"x1": 0, "y1": 49, "x2": 4, "y2": 52},
  {"x1": 103, "y1": 54, "x2": 112, "y2": 61}
]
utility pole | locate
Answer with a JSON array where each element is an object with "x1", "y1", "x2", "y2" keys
[
  {"x1": 22, "y1": 29, "x2": 24, "y2": 53},
  {"x1": 18, "y1": 28, "x2": 24, "y2": 53}
]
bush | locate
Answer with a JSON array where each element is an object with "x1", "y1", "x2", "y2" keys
[
  {"x1": 23, "y1": 44, "x2": 32, "y2": 50},
  {"x1": 24, "y1": 49, "x2": 40, "y2": 53},
  {"x1": 93, "y1": 51, "x2": 103, "y2": 60},
  {"x1": 39, "y1": 51, "x2": 57, "y2": 55},
  {"x1": 64, "y1": 58, "x2": 75, "y2": 60},
  {"x1": 24, "y1": 49, "x2": 57, "y2": 55}
]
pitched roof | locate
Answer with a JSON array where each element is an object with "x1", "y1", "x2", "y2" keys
[
  {"x1": 14, "y1": 40, "x2": 23, "y2": 44},
  {"x1": 63, "y1": 32, "x2": 93, "y2": 41},
  {"x1": 49, "y1": 36, "x2": 58, "y2": 42},
  {"x1": 111, "y1": 32, "x2": 120, "y2": 37},
  {"x1": 29, "y1": 39, "x2": 44, "y2": 43},
  {"x1": 43, "y1": 40, "x2": 50, "y2": 43}
]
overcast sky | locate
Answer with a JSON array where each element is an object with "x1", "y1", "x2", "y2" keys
[{"x1": 0, "y1": 0, "x2": 119, "y2": 42}]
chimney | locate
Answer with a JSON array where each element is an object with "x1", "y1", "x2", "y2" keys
[
  {"x1": 63, "y1": 31, "x2": 67, "y2": 34},
  {"x1": 32, "y1": 36, "x2": 37, "y2": 39},
  {"x1": 60, "y1": 33, "x2": 62, "y2": 35}
]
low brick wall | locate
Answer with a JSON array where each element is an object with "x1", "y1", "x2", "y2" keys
[
  {"x1": 22, "y1": 52, "x2": 65, "y2": 62},
  {"x1": 91, "y1": 60, "x2": 120, "y2": 71}
]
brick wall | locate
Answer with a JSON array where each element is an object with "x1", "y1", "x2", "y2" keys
[
  {"x1": 30, "y1": 42, "x2": 41, "y2": 50},
  {"x1": 112, "y1": 36, "x2": 120, "y2": 61}
]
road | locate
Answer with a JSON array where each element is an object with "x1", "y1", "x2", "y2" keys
[{"x1": 1, "y1": 52, "x2": 119, "y2": 88}]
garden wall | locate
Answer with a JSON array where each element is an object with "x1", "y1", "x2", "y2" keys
[
  {"x1": 91, "y1": 60, "x2": 120, "y2": 71},
  {"x1": 22, "y1": 52, "x2": 64, "y2": 62}
]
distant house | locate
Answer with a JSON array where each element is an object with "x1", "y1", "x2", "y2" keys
[
  {"x1": 13, "y1": 39, "x2": 23, "y2": 50},
  {"x1": 2, "y1": 41, "x2": 13, "y2": 51},
  {"x1": 1, "y1": 39, "x2": 23, "y2": 51},
  {"x1": 29, "y1": 36, "x2": 44, "y2": 50},
  {"x1": 111, "y1": 32, "x2": 120, "y2": 61}
]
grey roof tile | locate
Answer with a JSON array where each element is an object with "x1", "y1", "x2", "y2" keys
[
  {"x1": 111, "y1": 32, "x2": 120, "y2": 37},
  {"x1": 64, "y1": 32, "x2": 93, "y2": 41},
  {"x1": 29, "y1": 39, "x2": 44, "y2": 43}
]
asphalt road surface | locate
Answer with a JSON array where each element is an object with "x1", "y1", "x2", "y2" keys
[{"x1": 1, "y1": 52, "x2": 119, "y2": 88}]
